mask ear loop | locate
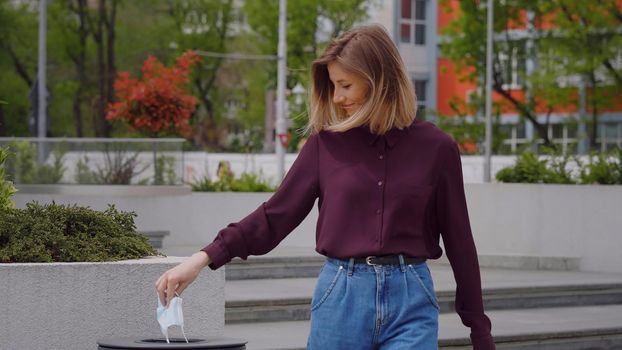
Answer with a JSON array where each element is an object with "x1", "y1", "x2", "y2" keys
[
  {"x1": 174, "y1": 292, "x2": 189, "y2": 343},
  {"x1": 163, "y1": 328, "x2": 170, "y2": 344},
  {"x1": 180, "y1": 326, "x2": 189, "y2": 343}
]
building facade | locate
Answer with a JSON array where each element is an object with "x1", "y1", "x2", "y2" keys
[{"x1": 367, "y1": 0, "x2": 622, "y2": 154}]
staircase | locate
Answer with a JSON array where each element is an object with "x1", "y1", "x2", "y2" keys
[{"x1": 222, "y1": 248, "x2": 622, "y2": 350}]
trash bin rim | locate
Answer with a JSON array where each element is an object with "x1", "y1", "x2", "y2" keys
[{"x1": 97, "y1": 336, "x2": 247, "y2": 349}]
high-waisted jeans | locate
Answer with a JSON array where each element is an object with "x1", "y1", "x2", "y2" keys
[{"x1": 307, "y1": 256, "x2": 439, "y2": 350}]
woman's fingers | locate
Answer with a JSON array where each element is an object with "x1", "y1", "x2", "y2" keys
[
  {"x1": 155, "y1": 252, "x2": 210, "y2": 306},
  {"x1": 156, "y1": 273, "x2": 170, "y2": 306},
  {"x1": 165, "y1": 275, "x2": 178, "y2": 307}
]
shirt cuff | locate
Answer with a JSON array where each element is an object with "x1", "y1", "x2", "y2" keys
[
  {"x1": 470, "y1": 332, "x2": 496, "y2": 350},
  {"x1": 201, "y1": 241, "x2": 231, "y2": 270}
]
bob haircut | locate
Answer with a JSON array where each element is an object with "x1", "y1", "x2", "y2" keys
[{"x1": 308, "y1": 24, "x2": 417, "y2": 135}]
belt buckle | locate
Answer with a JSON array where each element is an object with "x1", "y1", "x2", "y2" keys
[{"x1": 365, "y1": 256, "x2": 377, "y2": 266}]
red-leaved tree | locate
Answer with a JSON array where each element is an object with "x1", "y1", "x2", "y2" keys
[{"x1": 106, "y1": 50, "x2": 201, "y2": 137}]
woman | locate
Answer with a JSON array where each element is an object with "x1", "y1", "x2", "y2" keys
[{"x1": 156, "y1": 24, "x2": 495, "y2": 350}]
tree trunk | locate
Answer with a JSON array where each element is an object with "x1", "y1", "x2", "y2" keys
[
  {"x1": 71, "y1": 0, "x2": 88, "y2": 137},
  {"x1": 92, "y1": 0, "x2": 106, "y2": 137},
  {"x1": 103, "y1": 0, "x2": 118, "y2": 138}
]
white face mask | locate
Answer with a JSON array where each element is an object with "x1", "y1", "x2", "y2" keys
[{"x1": 156, "y1": 295, "x2": 188, "y2": 344}]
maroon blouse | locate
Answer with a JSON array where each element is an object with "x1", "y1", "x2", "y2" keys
[{"x1": 202, "y1": 119, "x2": 495, "y2": 349}]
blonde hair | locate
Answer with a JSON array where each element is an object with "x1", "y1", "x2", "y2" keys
[{"x1": 308, "y1": 24, "x2": 417, "y2": 135}]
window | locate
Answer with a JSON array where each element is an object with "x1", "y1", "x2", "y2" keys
[
  {"x1": 400, "y1": 0, "x2": 426, "y2": 45},
  {"x1": 500, "y1": 122, "x2": 582, "y2": 155},
  {"x1": 412, "y1": 79, "x2": 427, "y2": 119},
  {"x1": 597, "y1": 122, "x2": 622, "y2": 152},
  {"x1": 497, "y1": 45, "x2": 525, "y2": 89}
]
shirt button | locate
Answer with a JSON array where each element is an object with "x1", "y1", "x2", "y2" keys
[
  {"x1": 376, "y1": 209, "x2": 381, "y2": 215},
  {"x1": 379, "y1": 154, "x2": 384, "y2": 160},
  {"x1": 377, "y1": 181, "x2": 383, "y2": 186}
]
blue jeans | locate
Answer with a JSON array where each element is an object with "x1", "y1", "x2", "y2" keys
[{"x1": 307, "y1": 256, "x2": 439, "y2": 350}]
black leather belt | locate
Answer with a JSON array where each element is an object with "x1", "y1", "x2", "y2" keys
[{"x1": 353, "y1": 255, "x2": 427, "y2": 266}]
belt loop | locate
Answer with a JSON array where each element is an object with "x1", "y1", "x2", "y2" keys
[
  {"x1": 398, "y1": 254, "x2": 406, "y2": 272},
  {"x1": 347, "y1": 258, "x2": 355, "y2": 276}
]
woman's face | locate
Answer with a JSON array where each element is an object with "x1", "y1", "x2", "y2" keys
[{"x1": 327, "y1": 61, "x2": 369, "y2": 117}]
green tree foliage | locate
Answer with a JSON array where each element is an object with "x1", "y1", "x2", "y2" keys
[
  {"x1": 166, "y1": 0, "x2": 237, "y2": 149},
  {"x1": 242, "y1": 0, "x2": 372, "y2": 151},
  {"x1": 0, "y1": 1, "x2": 373, "y2": 152},
  {"x1": 0, "y1": 1, "x2": 37, "y2": 136},
  {"x1": 536, "y1": 0, "x2": 622, "y2": 149},
  {"x1": 439, "y1": 0, "x2": 622, "y2": 152}
]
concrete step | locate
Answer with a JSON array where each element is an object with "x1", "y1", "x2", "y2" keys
[
  {"x1": 223, "y1": 248, "x2": 585, "y2": 281},
  {"x1": 225, "y1": 265, "x2": 622, "y2": 324},
  {"x1": 227, "y1": 257, "x2": 323, "y2": 280},
  {"x1": 225, "y1": 279, "x2": 622, "y2": 324},
  {"x1": 223, "y1": 304, "x2": 622, "y2": 350}
]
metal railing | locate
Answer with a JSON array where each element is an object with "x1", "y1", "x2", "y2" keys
[{"x1": 0, "y1": 137, "x2": 185, "y2": 186}]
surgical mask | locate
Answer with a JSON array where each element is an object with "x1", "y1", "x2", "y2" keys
[{"x1": 156, "y1": 295, "x2": 188, "y2": 344}]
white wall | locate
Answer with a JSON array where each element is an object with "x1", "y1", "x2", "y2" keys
[{"x1": 13, "y1": 184, "x2": 622, "y2": 273}]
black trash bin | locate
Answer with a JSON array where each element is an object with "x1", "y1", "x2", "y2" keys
[{"x1": 97, "y1": 337, "x2": 247, "y2": 349}]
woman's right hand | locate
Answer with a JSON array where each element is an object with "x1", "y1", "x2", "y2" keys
[{"x1": 155, "y1": 251, "x2": 211, "y2": 307}]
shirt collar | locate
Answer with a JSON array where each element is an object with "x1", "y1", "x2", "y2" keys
[{"x1": 356, "y1": 120, "x2": 415, "y2": 149}]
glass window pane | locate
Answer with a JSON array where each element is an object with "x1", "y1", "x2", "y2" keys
[
  {"x1": 415, "y1": 0, "x2": 426, "y2": 20},
  {"x1": 415, "y1": 24, "x2": 425, "y2": 45},
  {"x1": 400, "y1": 23, "x2": 411, "y2": 43},
  {"x1": 605, "y1": 123, "x2": 618, "y2": 138},
  {"x1": 401, "y1": 0, "x2": 412, "y2": 19},
  {"x1": 516, "y1": 123, "x2": 526, "y2": 138},
  {"x1": 552, "y1": 124, "x2": 564, "y2": 139},
  {"x1": 413, "y1": 80, "x2": 427, "y2": 101}
]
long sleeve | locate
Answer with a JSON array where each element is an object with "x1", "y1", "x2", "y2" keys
[
  {"x1": 436, "y1": 139, "x2": 495, "y2": 350},
  {"x1": 202, "y1": 134, "x2": 320, "y2": 270}
]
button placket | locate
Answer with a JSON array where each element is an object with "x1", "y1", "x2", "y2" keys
[{"x1": 376, "y1": 143, "x2": 388, "y2": 247}]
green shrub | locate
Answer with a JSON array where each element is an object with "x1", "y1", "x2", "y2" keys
[
  {"x1": 74, "y1": 151, "x2": 149, "y2": 185},
  {"x1": 0, "y1": 202, "x2": 158, "y2": 263},
  {"x1": 496, "y1": 152, "x2": 554, "y2": 183},
  {"x1": 543, "y1": 150, "x2": 576, "y2": 185},
  {"x1": 230, "y1": 173, "x2": 275, "y2": 192},
  {"x1": 154, "y1": 155, "x2": 177, "y2": 185},
  {"x1": 578, "y1": 149, "x2": 622, "y2": 185},
  {"x1": 3, "y1": 141, "x2": 66, "y2": 184},
  {"x1": 191, "y1": 162, "x2": 275, "y2": 192},
  {"x1": 497, "y1": 149, "x2": 621, "y2": 185},
  {"x1": 75, "y1": 155, "x2": 98, "y2": 184},
  {"x1": 0, "y1": 146, "x2": 17, "y2": 209}
]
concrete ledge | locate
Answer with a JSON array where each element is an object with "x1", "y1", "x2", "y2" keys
[
  {"x1": 15, "y1": 184, "x2": 192, "y2": 196},
  {"x1": 0, "y1": 257, "x2": 224, "y2": 350}
]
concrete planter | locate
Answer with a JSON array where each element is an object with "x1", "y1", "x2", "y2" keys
[
  {"x1": 0, "y1": 257, "x2": 224, "y2": 350},
  {"x1": 464, "y1": 183, "x2": 622, "y2": 273}
]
